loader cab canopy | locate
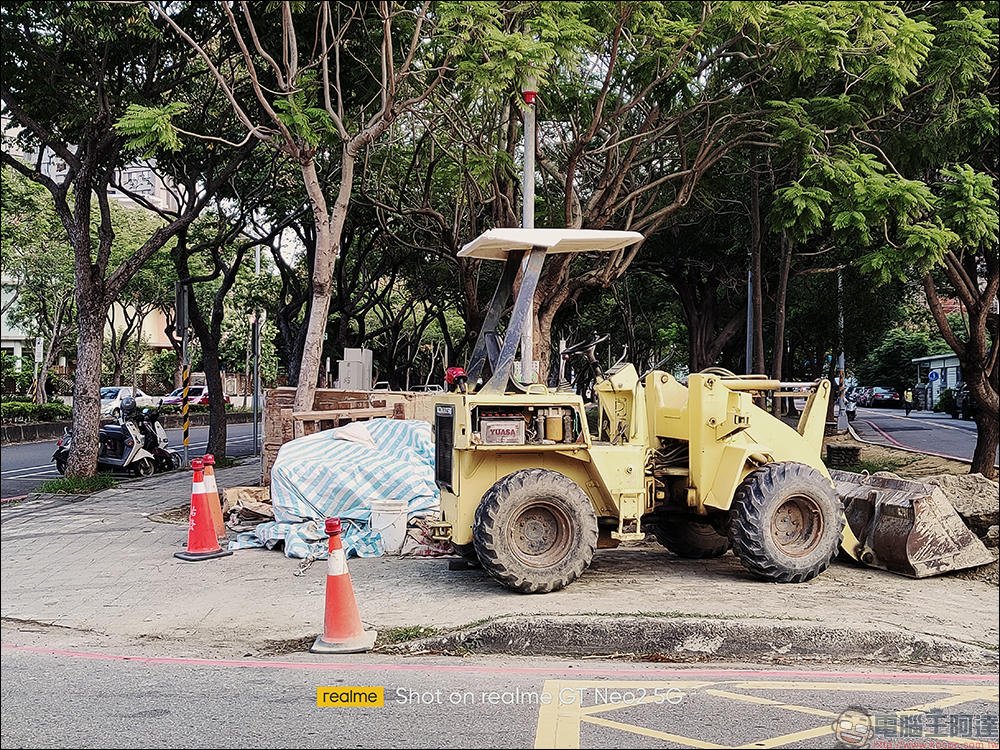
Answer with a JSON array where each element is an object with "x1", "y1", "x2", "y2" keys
[
  {"x1": 461, "y1": 228, "x2": 644, "y2": 396},
  {"x1": 459, "y1": 228, "x2": 644, "y2": 260}
]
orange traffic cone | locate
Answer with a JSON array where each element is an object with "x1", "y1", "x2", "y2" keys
[
  {"x1": 311, "y1": 518, "x2": 377, "y2": 654},
  {"x1": 202, "y1": 454, "x2": 227, "y2": 542},
  {"x1": 174, "y1": 458, "x2": 233, "y2": 562}
]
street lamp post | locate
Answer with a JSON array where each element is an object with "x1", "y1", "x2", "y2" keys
[{"x1": 520, "y1": 70, "x2": 537, "y2": 386}]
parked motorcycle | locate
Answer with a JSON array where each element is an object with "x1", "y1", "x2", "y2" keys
[
  {"x1": 138, "y1": 406, "x2": 181, "y2": 472},
  {"x1": 845, "y1": 395, "x2": 857, "y2": 422},
  {"x1": 52, "y1": 396, "x2": 158, "y2": 477}
]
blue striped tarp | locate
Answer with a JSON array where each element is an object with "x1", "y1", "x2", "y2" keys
[{"x1": 229, "y1": 419, "x2": 440, "y2": 558}]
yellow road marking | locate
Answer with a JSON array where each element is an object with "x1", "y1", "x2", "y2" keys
[
  {"x1": 534, "y1": 678, "x2": 998, "y2": 749},
  {"x1": 733, "y1": 725, "x2": 835, "y2": 749},
  {"x1": 704, "y1": 689, "x2": 839, "y2": 718},
  {"x1": 905, "y1": 688, "x2": 999, "y2": 712},
  {"x1": 579, "y1": 715, "x2": 729, "y2": 749}
]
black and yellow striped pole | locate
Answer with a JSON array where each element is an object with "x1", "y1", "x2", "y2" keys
[
  {"x1": 176, "y1": 280, "x2": 190, "y2": 467},
  {"x1": 182, "y1": 364, "x2": 190, "y2": 466}
]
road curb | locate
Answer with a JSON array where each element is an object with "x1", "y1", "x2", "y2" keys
[{"x1": 398, "y1": 615, "x2": 999, "y2": 669}]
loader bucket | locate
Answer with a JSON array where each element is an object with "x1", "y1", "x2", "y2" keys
[{"x1": 830, "y1": 469, "x2": 994, "y2": 578}]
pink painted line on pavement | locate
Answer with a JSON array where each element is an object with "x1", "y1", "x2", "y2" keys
[
  {"x1": 2, "y1": 643, "x2": 996, "y2": 682},
  {"x1": 865, "y1": 420, "x2": 907, "y2": 449},
  {"x1": 862, "y1": 421, "x2": 976, "y2": 464}
]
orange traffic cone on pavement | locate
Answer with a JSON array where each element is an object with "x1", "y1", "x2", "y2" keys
[
  {"x1": 174, "y1": 458, "x2": 233, "y2": 562},
  {"x1": 202, "y1": 454, "x2": 227, "y2": 542},
  {"x1": 311, "y1": 518, "x2": 377, "y2": 654}
]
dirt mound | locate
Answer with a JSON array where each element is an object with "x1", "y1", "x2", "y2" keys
[
  {"x1": 921, "y1": 473, "x2": 999, "y2": 538},
  {"x1": 823, "y1": 434, "x2": 999, "y2": 585}
]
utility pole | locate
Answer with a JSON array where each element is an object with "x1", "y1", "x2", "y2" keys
[
  {"x1": 175, "y1": 282, "x2": 190, "y2": 467},
  {"x1": 745, "y1": 267, "x2": 753, "y2": 374},
  {"x1": 520, "y1": 69, "x2": 537, "y2": 386},
  {"x1": 837, "y1": 270, "x2": 848, "y2": 431},
  {"x1": 253, "y1": 243, "x2": 261, "y2": 456}
]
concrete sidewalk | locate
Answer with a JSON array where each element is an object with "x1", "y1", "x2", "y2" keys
[{"x1": 2, "y1": 458, "x2": 997, "y2": 670}]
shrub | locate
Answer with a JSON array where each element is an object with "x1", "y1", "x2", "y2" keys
[
  {"x1": 37, "y1": 402, "x2": 73, "y2": 421},
  {"x1": 2, "y1": 394, "x2": 35, "y2": 403},
  {"x1": 0, "y1": 401, "x2": 36, "y2": 423},
  {"x1": 935, "y1": 388, "x2": 956, "y2": 414}
]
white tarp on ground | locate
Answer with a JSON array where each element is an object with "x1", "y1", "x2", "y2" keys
[{"x1": 230, "y1": 419, "x2": 439, "y2": 558}]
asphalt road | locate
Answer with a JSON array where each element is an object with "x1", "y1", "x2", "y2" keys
[
  {"x1": 851, "y1": 405, "x2": 996, "y2": 465},
  {"x1": 0, "y1": 422, "x2": 261, "y2": 500},
  {"x1": 2, "y1": 644, "x2": 996, "y2": 749}
]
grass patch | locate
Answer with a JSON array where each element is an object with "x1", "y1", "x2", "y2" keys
[
  {"x1": 37, "y1": 473, "x2": 118, "y2": 495},
  {"x1": 828, "y1": 456, "x2": 916, "y2": 475},
  {"x1": 376, "y1": 625, "x2": 442, "y2": 645},
  {"x1": 213, "y1": 456, "x2": 239, "y2": 469}
]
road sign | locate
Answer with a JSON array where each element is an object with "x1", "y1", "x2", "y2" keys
[{"x1": 928, "y1": 371, "x2": 940, "y2": 381}]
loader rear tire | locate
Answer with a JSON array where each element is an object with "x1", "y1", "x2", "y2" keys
[
  {"x1": 654, "y1": 520, "x2": 730, "y2": 559},
  {"x1": 473, "y1": 468, "x2": 597, "y2": 594},
  {"x1": 728, "y1": 462, "x2": 843, "y2": 583}
]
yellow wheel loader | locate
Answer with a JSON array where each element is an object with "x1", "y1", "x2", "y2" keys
[{"x1": 430, "y1": 229, "x2": 992, "y2": 593}]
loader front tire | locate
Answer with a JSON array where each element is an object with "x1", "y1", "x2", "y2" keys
[
  {"x1": 654, "y1": 519, "x2": 730, "y2": 559},
  {"x1": 473, "y1": 469, "x2": 597, "y2": 594},
  {"x1": 728, "y1": 462, "x2": 843, "y2": 583}
]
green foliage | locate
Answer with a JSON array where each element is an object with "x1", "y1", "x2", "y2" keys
[
  {"x1": 937, "y1": 165, "x2": 999, "y2": 249},
  {"x1": 272, "y1": 71, "x2": 335, "y2": 147},
  {"x1": 0, "y1": 165, "x2": 76, "y2": 358},
  {"x1": 36, "y1": 402, "x2": 72, "y2": 421},
  {"x1": 116, "y1": 102, "x2": 191, "y2": 156},
  {"x1": 854, "y1": 329, "x2": 950, "y2": 394},
  {"x1": 935, "y1": 388, "x2": 956, "y2": 414},
  {"x1": 148, "y1": 350, "x2": 179, "y2": 392},
  {"x1": 1, "y1": 353, "x2": 34, "y2": 397},
  {"x1": 0, "y1": 402, "x2": 35, "y2": 423},
  {"x1": 0, "y1": 400, "x2": 71, "y2": 423}
]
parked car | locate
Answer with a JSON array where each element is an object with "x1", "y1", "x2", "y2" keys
[
  {"x1": 950, "y1": 382, "x2": 981, "y2": 420},
  {"x1": 410, "y1": 384, "x2": 444, "y2": 393},
  {"x1": 868, "y1": 386, "x2": 901, "y2": 408},
  {"x1": 100, "y1": 386, "x2": 161, "y2": 417},
  {"x1": 161, "y1": 385, "x2": 231, "y2": 407}
]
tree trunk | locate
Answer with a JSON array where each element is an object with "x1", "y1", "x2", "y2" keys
[
  {"x1": 771, "y1": 230, "x2": 793, "y2": 416},
  {"x1": 922, "y1": 264, "x2": 998, "y2": 480},
  {"x1": 67, "y1": 306, "x2": 106, "y2": 477},
  {"x1": 750, "y1": 150, "x2": 765, "y2": 376},
  {"x1": 293, "y1": 153, "x2": 353, "y2": 414},
  {"x1": 186, "y1": 286, "x2": 227, "y2": 461},
  {"x1": 970, "y1": 409, "x2": 998, "y2": 480},
  {"x1": 749, "y1": 151, "x2": 766, "y2": 408}
]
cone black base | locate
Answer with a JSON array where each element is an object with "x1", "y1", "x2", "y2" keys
[{"x1": 174, "y1": 548, "x2": 233, "y2": 562}]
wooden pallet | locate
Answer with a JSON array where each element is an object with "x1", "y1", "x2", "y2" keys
[
  {"x1": 263, "y1": 388, "x2": 423, "y2": 486},
  {"x1": 280, "y1": 402, "x2": 405, "y2": 441}
]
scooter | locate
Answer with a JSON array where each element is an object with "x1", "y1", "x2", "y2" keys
[
  {"x1": 138, "y1": 406, "x2": 181, "y2": 472},
  {"x1": 52, "y1": 397, "x2": 157, "y2": 477}
]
